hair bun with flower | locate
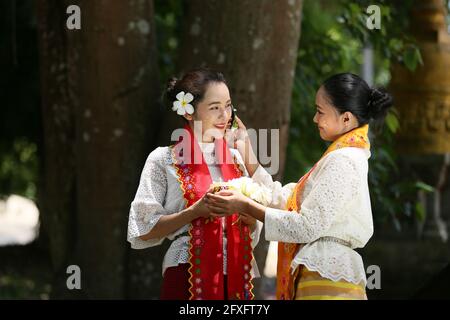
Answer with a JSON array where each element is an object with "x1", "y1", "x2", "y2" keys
[{"x1": 172, "y1": 91, "x2": 195, "y2": 115}]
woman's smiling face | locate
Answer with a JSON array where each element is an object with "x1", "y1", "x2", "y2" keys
[
  {"x1": 313, "y1": 86, "x2": 352, "y2": 142},
  {"x1": 186, "y1": 82, "x2": 233, "y2": 142}
]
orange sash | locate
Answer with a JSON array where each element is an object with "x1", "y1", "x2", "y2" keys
[{"x1": 276, "y1": 125, "x2": 370, "y2": 300}]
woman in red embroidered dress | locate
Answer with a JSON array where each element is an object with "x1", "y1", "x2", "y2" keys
[{"x1": 127, "y1": 68, "x2": 263, "y2": 300}]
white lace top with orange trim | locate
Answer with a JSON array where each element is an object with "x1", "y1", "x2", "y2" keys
[
  {"x1": 252, "y1": 147, "x2": 374, "y2": 286},
  {"x1": 127, "y1": 142, "x2": 263, "y2": 277}
]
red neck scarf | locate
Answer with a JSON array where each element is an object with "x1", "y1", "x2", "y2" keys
[{"x1": 171, "y1": 125, "x2": 254, "y2": 300}]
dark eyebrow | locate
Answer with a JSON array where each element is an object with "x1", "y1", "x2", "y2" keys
[{"x1": 208, "y1": 100, "x2": 232, "y2": 106}]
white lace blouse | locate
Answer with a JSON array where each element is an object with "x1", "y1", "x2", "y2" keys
[
  {"x1": 127, "y1": 142, "x2": 262, "y2": 277},
  {"x1": 252, "y1": 147, "x2": 373, "y2": 285}
]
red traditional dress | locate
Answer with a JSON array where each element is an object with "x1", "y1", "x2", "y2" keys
[{"x1": 127, "y1": 125, "x2": 262, "y2": 300}]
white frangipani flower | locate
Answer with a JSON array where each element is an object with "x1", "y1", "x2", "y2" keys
[{"x1": 172, "y1": 91, "x2": 194, "y2": 115}]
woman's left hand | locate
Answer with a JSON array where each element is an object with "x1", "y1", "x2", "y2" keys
[
  {"x1": 204, "y1": 189, "x2": 249, "y2": 215},
  {"x1": 239, "y1": 213, "x2": 257, "y2": 228}
]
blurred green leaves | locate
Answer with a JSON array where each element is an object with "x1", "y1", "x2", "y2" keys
[
  {"x1": 0, "y1": 139, "x2": 38, "y2": 200},
  {"x1": 0, "y1": 274, "x2": 51, "y2": 299},
  {"x1": 403, "y1": 45, "x2": 424, "y2": 72},
  {"x1": 415, "y1": 181, "x2": 435, "y2": 193},
  {"x1": 154, "y1": 0, "x2": 184, "y2": 81},
  {"x1": 341, "y1": 0, "x2": 423, "y2": 72},
  {"x1": 385, "y1": 110, "x2": 400, "y2": 133}
]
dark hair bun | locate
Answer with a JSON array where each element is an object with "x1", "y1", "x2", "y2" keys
[{"x1": 368, "y1": 87, "x2": 393, "y2": 120}]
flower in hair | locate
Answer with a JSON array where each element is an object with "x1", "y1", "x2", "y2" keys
[{"x1": 172, "y1": 91, "x2": 194, "y2": 115}]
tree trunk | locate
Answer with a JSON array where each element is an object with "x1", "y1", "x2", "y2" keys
[
  {"x1": 161, "y1": 0, "x2": 303, "y2": 182},
  {"x1": 36, "y1": 0, "x2": 77, "y2": 292},
  {"x1": 37, "y1": 0, "x2": 163, "y2": 298},
  {"x1": 172, "y1": 0, "x2": 304, "y2": 298}
]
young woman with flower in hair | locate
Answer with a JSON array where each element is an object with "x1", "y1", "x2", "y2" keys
[{"x1": 127, "y1": 68, "x2": 263, "y2": 300}]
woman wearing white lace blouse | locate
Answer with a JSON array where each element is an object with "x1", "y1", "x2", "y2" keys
[
  {"x1": 205, "y1": 73, "x2": 393, "y2": 300},
  {"x1": 127, "y1": 68, "x2": 262, "y2": 300}
]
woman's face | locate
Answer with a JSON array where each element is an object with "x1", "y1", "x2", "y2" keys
[
  {"x1": 313, "y1": 86, "x2": 356, "y2": 142},
  {"x1": 187, "y1": 82, "x2": 233, "y2": 142}
]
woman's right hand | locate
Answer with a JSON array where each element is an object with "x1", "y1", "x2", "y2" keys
[
  {"x1": 189, "y1": 186, "x2": 218, "y2": 219},
  {"x1": 225, "y1": 116, "x2": 249, "y2": 149},
  {"x1": 189, "y1": 196, "x2": 211, "y2": 219}
]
